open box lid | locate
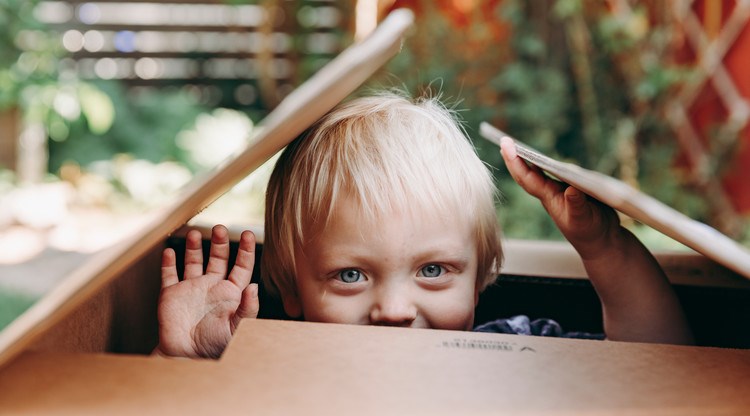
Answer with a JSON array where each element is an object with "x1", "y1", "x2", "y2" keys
[
  {"x1": 1, "y1": 319, "x2": 749, "y2": 414},
  {"x1": 480, "y1": 123, "x2": 750, "y2": 281}
]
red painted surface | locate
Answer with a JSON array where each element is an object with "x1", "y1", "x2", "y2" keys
[
  {"x1": 688, "y1": 0, "x2": 750, "y2": 213},
  {"x1": 389, "y1": 0, "x2": 507, "y2": 39},
  {"x1": 720, "y1": 6, "x2": 750, "y2": 213}
]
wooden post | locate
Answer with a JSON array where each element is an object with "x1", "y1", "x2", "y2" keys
[
  {"x1": 0, "y1": 107, "x2": 46, "y2": 183},
  {"x1": 16, "y1": 121, "x2": 47, "y2": 184},
  {"x1": 0, "y1": 107, "x2": 19, "y2": 172}
]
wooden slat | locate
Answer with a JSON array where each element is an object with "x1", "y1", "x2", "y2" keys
[
  {"x1": 68, "y1": 51, "x2": 293, "y2": 58},
  {"x1": 46, "y1": 24, "x2": 336, "y2": 32},
  {"x1": 0, "y1": 108, "x2": 19, "y2": 172},
  {"x1": 0, "y1": 9, "x2": 415, "y2": 370},
  {"x1": 35, "y1": 1, "x2": 345, "y2": 107}
]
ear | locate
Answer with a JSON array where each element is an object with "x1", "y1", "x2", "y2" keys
[{"x1": 281, "y1": 289, "x2": 302, "y2": 318}]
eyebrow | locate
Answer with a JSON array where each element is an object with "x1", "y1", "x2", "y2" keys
[
  {"x1": 314, "y1": 246, "x2": 471, "y2": 267},
  {"x1": 399, "y1": 241, "x2": 475, "y2": 267},
  {"x1": 413, "y1": 251, "x2": 471, "y2": 267}
]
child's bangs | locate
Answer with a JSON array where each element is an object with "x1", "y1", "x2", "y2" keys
[{"x1": 305, "y1": 99, "x2": 492, "y2": 234}]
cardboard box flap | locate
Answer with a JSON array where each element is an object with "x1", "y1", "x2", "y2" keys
[
  {"x1": 480, "y1": 123, "x2": 750, "y2": 281},
  {"x1": 0, "y1": 9, "x2": 415, "y2": 370},
  {"x1": 1, "y1": 319, "x2": 749, "y2": 414}
]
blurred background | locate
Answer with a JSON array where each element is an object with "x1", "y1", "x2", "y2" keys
[{"x1": 1, "y1": 0, "x2": 749, "y2": 328}]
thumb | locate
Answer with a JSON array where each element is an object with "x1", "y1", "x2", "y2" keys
[{"x1": 232, "y1": 283, "x2": 260, "y2": 330}]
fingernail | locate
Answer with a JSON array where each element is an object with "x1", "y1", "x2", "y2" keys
[
  {"x1": 249, "y1": 282, "x2": 259, "y2": 296},
  {"x1": 500, "y1": 136, "x2": 517, "y2": 159}
]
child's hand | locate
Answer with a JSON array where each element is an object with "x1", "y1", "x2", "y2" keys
[
  {"x1": 155, "y1": 225, "x2": 259, "y2": 358},
  {"x1": 499, "y1": 137, "x2": 621, "y2": 261},
  {"x1": 500, "y1": 137, "x2": 693, "y2": 345}
]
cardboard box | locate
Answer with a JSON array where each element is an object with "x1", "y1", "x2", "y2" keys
[
  {"x1": 1, "y1": 319, "x2": 749, "y2": 415},
  {"x1": 1, "y1": 8, "x2": 750, "y2": 415}
]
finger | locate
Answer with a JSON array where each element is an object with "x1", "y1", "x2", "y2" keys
[
  {"x1": 206, "y1": 224, "x2": 230, "y2": 277},
  {"x1": 238, "y1": 283, "x2": 260, "y2": 319},
  {"x1": 564, "y1": 186, "x2": 589, "y2": 217},
  {"x1": 500, "y1": 137, "x2": 563, "y2": 202},
  {"x1": 228, "y1": 230, "x2": 256, "y2": 288},
  {"x1": 183, "y1": 229, "x2": 205, "y2": 279},
  {"x1": 161, "y1": 248, "x2": 179, "y2": 288},
  {"x1": 499, "y1": 135, "x2": 518, "y2": 159},
  {"x1": 560, "y1": 186, "x2": 598, "y2": 228},
  {"x1": 232, "y1": 283, "x2": 260, "y2": 331},
  {"x1": 565, "y1": 187, "x2": 614, "y2": 221},
  {"x1": 500, "y1": 136, "x2": 544, "y2": 195}
]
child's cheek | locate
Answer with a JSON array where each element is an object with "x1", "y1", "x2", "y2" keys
[
  {"x1": 438, "y1": 307, "x2": 475, "y2": 331},
  {"x1": 302, "y1": 293, "x2": 370, "y2": 325},
  {"x1": 423, "y1": 296, "x2": 476, "y2": 331}
]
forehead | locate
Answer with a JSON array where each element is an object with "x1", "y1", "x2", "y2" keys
[{"x1": 309, "y1": 191, "x2": 476, "y2": 246}]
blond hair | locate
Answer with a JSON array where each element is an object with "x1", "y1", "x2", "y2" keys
[{"x1": 261, "y1": 93, "x2": 502, "y2": 299}]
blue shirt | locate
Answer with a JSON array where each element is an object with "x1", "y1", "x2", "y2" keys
[{"x1": 474, "y1": 315, "x2": 605, "y2": 340}]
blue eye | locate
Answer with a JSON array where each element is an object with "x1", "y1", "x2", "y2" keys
[
  {"x1": 338, "y1": 269, "x2": 363, "y2": 283},
  {"x1": 419, "y1": 264, "x2": 443, "y2": 278}
]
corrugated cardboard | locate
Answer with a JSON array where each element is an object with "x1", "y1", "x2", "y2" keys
[{"x1": 1, "y1": 319, "x2": 748, "y2": 415}]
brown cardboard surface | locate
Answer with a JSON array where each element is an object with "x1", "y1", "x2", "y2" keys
[{"x1": 1, "y1": 319, "x2": 748, "y2": 415}]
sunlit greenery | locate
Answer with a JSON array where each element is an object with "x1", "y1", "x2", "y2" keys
[
  {"x1": 1, "y1": 0, "x2": 53, "y2": 110},
  {"x1": 47, "y1": 81, "x2": 208, "y2": 173}
]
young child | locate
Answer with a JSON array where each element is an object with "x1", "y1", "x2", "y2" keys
[{"x1": 155, "y1": 93, "x2": 693, "y2": 358}]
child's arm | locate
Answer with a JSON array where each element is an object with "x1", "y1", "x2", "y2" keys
[
  {"x1": 500, "y1": 137, "x2": 694, "y2": 345},
  {"x1": 154, "y1": 225, "x2": 260, "y2": 358}
]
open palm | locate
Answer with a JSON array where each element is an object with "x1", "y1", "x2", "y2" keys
[{"x1": 156, "y1": 225, "x2": 259, "y2": 359}]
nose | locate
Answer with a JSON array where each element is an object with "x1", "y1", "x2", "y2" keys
[{"x1": 369, "y1": 285, "x2": 418, "y2": 327}]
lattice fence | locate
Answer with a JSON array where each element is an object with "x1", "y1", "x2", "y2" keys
[{"x1": 669, "y1": 0, "x2": 750, "y2": 227}]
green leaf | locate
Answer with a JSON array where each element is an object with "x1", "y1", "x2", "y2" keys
[{"x1": 79, "y1": 83, "x2": 115, "y2": 135}]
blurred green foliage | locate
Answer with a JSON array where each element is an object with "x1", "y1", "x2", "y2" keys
[
  {"x1": 0, "y1": 0, "x2": 56, "y2": 110},
  {"x1": 370, "y1": 0, "x2": 733, "y2": 244},
  {"x1": 0, "y1": 0, "x2": 217, "y2": 177},
  {"x1": 2, "y1": 0, "x2": 126, "y2": 173},
  {"x1": 47, "y1": 82, "x2": 208, "y2": 173}
]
